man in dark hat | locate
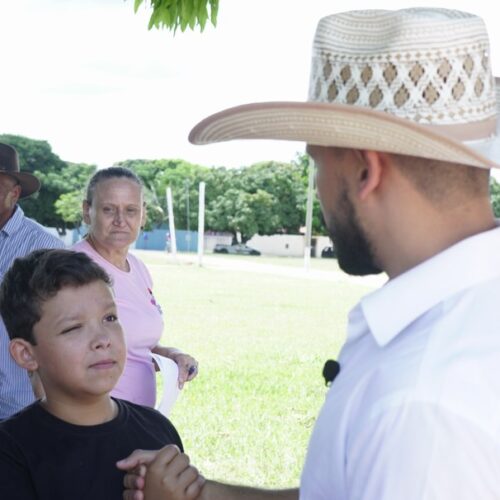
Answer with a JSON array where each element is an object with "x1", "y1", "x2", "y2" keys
[{"x1": 0, "y1": 142, "x2": 64, "y2": 420}]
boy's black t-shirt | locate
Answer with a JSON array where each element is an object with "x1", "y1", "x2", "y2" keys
[{"x1": 0, "y1": 398, "x2": 183, "y2": 500}]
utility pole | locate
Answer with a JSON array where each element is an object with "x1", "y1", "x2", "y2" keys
[
  {"x1": 185, "y1": 180, "x2": 191, "y2": 252},
  {"x1": 197, "y1": 182, "x2": 205, "y2": 266},
  {"x1": 166, "y1": 187, "x2": 177, "y2": 259},
  {"x1": 304, "y1": 156, "x2": 314, "y2": 271}
]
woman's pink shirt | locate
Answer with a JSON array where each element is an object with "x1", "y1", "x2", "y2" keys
[{"x1": 72, "y1": 240, "x2": 163, "y2": 406}]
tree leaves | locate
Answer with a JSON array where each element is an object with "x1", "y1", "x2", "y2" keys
[
  {"x1": 0, "y1": 134, "x2": 97, "y2": 234},
  {"x1": 0, "y1": 134, "x2": 322, "y2": 241},
  {"x1": 491, "y1": 178, "x2": 500, "y2": 218},
  {"x1": 133, "y1": 0, "x2": 219, "y2": 33},
  {"x1": 119, "y1": 157, "x2": 317, "y2": 241}
]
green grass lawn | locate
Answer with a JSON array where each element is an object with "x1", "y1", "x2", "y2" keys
[{"x1": 141, "y1": 252, "x2": 375, "y2": 489}]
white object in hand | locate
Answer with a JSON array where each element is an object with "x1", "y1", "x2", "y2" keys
[{"x1": 151, "y1": 353, "x2": 181, "y2": 417}]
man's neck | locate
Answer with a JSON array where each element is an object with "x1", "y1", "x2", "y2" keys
[
  {"x1": 41, "y1": 394, "x2": 118, "y2": 426},
  {"x1": 0, "y1": 205, "x2": 16, "y2": 230},
  {"x1": 379, "y1": 198, "x2": 496, "y2": 279}
]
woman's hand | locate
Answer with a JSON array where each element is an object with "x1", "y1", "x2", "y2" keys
[{"x1": 153, "y1": 346, "x2": 199, "y2": 389}]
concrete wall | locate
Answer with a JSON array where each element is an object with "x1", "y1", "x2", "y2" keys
[
  {"x1": 247, "y1": 234, "x2": 305, "y2": 257},
  {"x1": 247, "y1": 234, "x2": 333, "y2": 257},
  {"x1": 204, "y1": 232, "x2": 233, "y2": 252},
  {"x1": 313, "y1": 235, "x2": 333, "y2": 257}
]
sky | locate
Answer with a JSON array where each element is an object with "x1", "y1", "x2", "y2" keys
[{"x1": 1, "y1": 0, "x2": 500, "y2": 171}]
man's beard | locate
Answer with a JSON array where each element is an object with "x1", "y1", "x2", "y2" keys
[{"x1": 325, "y1": 189, "x2": 382, "y2": 276}]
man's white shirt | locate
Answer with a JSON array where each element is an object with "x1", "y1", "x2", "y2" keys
[{"x1": 300, "y1": 226, "x2": 500, "y2": 500}]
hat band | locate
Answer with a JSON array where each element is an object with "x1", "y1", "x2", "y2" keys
[{"x1": 426, "y1": 116, "x2": 497, "y2": 142}]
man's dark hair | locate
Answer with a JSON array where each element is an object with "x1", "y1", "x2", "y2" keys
[
  {"x1": 85, "y1": 166, "x2": 143, "y2": 205},
  {"x1": 0, "y1": 249, "x2": 112, "y2": 345}
]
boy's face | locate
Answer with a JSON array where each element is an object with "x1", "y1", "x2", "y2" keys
[{"x1": 28, "y1": 280, "x2": 126, "y2": 403}]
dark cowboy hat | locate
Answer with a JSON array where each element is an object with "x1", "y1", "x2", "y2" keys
[{"x1": 0, "y1": 143, "x2": 40, "y2": 198}]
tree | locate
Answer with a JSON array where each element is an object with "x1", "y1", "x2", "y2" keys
[
  {"x1": 119, "y1": 158, "x2": 208, "y2": 230},
  {"x1": 54, "y1": 191, "x2": 85, "y2": 227},
  {"x1": 0, "y1": 134, "x2": 316, "y2": 240},
  {"x1": 206, "y1": 188, "x2": 258, "y2": 242},
  {"x1": 53, "y1": 162, "x2": 97, "y2": 227},
  {"x1": 133, "y1": 0, "x2": 219, "y2": 32},
  {"x1": 491, "y1": 178, "x2": 500, "y2": 218},
  {"x1": 247, "y1": 189, "x2": 281, "y2": 236},
  {"x1": 242, "y1": 160, "x2": 307, "y2": 234},
  {"x1": 121, "y1": 156, "x2": 316, "y2": 242},
  {"x1": 0, "y1": 134, "x2": 96, "y2": 234},
  {"x1": 206, "y1": 165, "x2": 299, "y2": 242},
  {"x1": 293, "y1": 153, "x2": 328, "y2": 236}
]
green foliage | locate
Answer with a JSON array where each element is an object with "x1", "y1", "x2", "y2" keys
[
  {"x1": 243, "y1": 161, "x2": 307, "y2": 234},
  {"x1": 491, "y1": 177, "x2": 500, "y2": 217},
  {"x1": 54, "y1": 191, "x2": 84, "y2": 225},
  {"x1": 294, "y1": 153, "x2": 328, "y2": 236},
  {"x1": 140, "y1": 186, "x2": 165, "y2": 231},
  {"x1": 120, "y1": 158, "x2": 316, "y2": 242},
  {"x1": 53, "y1": 162, "x2": 97, "y2": 226},
  {"x1": 207, "y1": 188, "x2": 257, "y2": 242},
  {"x1": 204, "y1": 162, "x2": 308, "y2": 242},
  {"x1": 133, "y1": 0, "x2": 219, "y2": 32},
  {"x1": 119, "y1": 158, "x2": 207, "y2": 231},
  {"x1": 0, "y1": 134, "x2": 96, "y2": 234},
  {"x1": 2, "y1": 134, "x2": 314, "y2": 241}
]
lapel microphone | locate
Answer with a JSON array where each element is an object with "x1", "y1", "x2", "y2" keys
[{"x1": 322, "y1": 360, "x2": 340, "y2": 386}]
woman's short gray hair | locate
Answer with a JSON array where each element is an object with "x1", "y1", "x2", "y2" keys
[{"x1": 85, "y1": 166, "x2": 143, "y2": 205}]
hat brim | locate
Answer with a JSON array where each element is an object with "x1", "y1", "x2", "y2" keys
[
  {"x1": 4, "y1": 171, "x2": 41, "y2": 198},
  {"x1": 189, "y1": 101, "x2": 500, "y2": 169}
]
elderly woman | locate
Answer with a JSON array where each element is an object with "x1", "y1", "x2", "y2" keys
[{"x1": 72, "y1": 166, "x2": 197, "y2": 408}]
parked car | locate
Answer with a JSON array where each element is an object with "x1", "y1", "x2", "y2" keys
[
  {"x1": 321, "y1": 246, "x2": 336, "y2": 258},
  {"x1": 213, "y1": 243, "x2": 261, "y2": 256}
]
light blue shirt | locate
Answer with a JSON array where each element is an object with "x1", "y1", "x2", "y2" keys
[{"x1": 0, "y1": 206, "x2": 64, "y2": 419}]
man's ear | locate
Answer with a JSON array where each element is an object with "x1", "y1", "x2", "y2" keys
[
  {"x1": 6, "y1": 184, "x2": 21, "y2": 208},
  {"x1": 82, "y1": 200, "x2": 91, "y2": 225},
  {"x1": 9, "y1": 339, "x2": 39, "y2": 371},
  {"x1": 354, "y1": 150, "x2": 387, "y2": 201}
]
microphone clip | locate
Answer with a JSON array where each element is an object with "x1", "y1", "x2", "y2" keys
[{"x1": 322, "y1": 359, "x2": 340, "y2": 386}]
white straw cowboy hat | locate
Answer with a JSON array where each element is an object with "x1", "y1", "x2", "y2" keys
[
  {"x1": 189, "y1": 8, "x2": 500, "y2": 169},
  {"x1": 0, "y1": 143, "x2": 40, "y2": 198}
]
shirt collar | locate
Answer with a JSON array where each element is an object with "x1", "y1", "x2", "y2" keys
[
  {"x1": 359, "y1": 226, "x2": 500, "y2": 347},
  {"x1": 1, "y1": 205, "x2": 23, "y2": 236}
]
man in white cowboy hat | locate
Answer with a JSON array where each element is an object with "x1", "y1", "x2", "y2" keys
[
  {"x1": 118, "y1": 8, "x2": 500, "y2": 500},
  {"x1": 0, "y1": 142, "x2": 64, "y2": 420}
]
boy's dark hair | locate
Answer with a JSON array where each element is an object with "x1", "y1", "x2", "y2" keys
[
  {"x1": 85, "y1": 166, "x2": 143, "y2": 205},
  {"x1": 0, "y1": 249, "x2": 112, "y2": 345}
]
